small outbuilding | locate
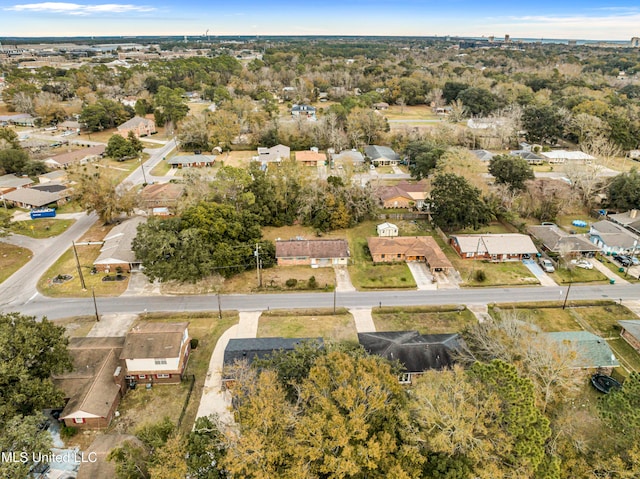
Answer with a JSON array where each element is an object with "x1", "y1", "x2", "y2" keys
[{"x1": 377, "y1": 222, "x2": 399, "y2": 237}]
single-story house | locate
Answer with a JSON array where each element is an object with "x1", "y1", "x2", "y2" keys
[
  {"x1": 378, "y1": 185, "x2": 414, "y2": 209},
  {"x1": 167, "y1": 155, "x2": 216, "y2": 168},
  {"x1": 2, "y1": 187, "x2": 70, "y2": 208},
  {"x1": 540, "y1": 150, "x2": 596, "y2": 164},
  {"x1": 256, "y1": 144, "x2": 290, "y2": 164},
  {"x1": 590, "y1": 220, "x2": 640, "y2": 255},
  {"x1": 291, "y1": 104, "x2": 316, "y2": 119},
  {"x1": 44, "y1": 145, "x2": 106, "y2": 169},
  {"x1": 608, "y1": 210, "x2": 640, "y2": 236},
  {"x1": 121, "y1": 322, "x2": 191, "y2": 384},
  {"x1": 509, "y1": 150, "x2": 544, "y2": 165},
  {"x1": 139, "y1": 183, "x2": 184, "y2": 216},
  {"x1": 52, "y1": 337, "x2": 126, "y2": 429},
  {"x1": 275, "y1": 239, "x2": 350, "y2": 267},
  {"x1": 223, "y1": 337, "x2": 324, "y2": 385},
  {"x1": 449, "y1": 234, "x2": 538, "y2": 261},
  {"x1": 470, "y1": 149, "x2": 495, "y2": 162},
  {"x1": 365, "y1": 145, "x2": 400, "y2": 166},
  {"x1": 358, "y1": 331, "x2": 464, "y2": 384},
  {"x1": 331, "y1": 149, "x2": 365, "y2": 166},
  {"x1": 467, "y1": 118, "x2": 507, "y2": 130},
  {"x1": 377, "y1": 180, "x2": 428, "y2": 209},
  {"x1": 618, "y1": 320, "x2": 640, "y2": 353},
  {"x1": 367, "y1": 236, "x2": 453, "y2": 273},
  {"x1": 377, "y1": 222, "x2": 399, "y2": 237},
  {"x1": 0, "y1": 113, "x2": 36, "y2": 126},
  {"x1": 545, "y1": 331, "x2": 619, "y2": 369},
  {"x1": 38, "y1": 170, "x2": 68, "y2": 184},
  {"x1": 77, "y1": 434, "x2": 144, "y2": 479},
  {"x1": 58, "y1": 120, "x2": 81, "y2": 131},
  {"x1": 0, "y1": 173, "x2": 33, "y2": 194},
  {"x1": 372, "y1": 102, "x2": 390, "y2": 110},
  {"x1": 295, "y1": 150, "x2": 326, "y2": 167},
  {"x1": 117, "y1": 116, "x2": 156, "y2": 138},
  {"x1": 528, "y1": 225, "x2": 599, "y2": 256},
  {"x1": 93, "y1": 216, "x2": 146, "y2": 273}
]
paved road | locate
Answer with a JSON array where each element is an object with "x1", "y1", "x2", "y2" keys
[
  {"x1": 127, "y1": 139, "x2": 177, "y2": 186},
  {"x1": 0, "y1": 212, "x2": 98, "y2": 308},
  {"x1": 4, "y1": 282, "x2": 640, "y2": 320}
]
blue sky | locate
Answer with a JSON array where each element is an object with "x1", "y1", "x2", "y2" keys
[{"x1": 0, "y1": 0, "x2": 639, "y2": 40}]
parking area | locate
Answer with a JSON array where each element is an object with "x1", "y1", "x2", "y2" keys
[
  {"x1": 406, "y1": 262, "x2": 437, "y2": 290},
  {"x1": 522, "y1": 259, "x2": 558, "y2": 286}
]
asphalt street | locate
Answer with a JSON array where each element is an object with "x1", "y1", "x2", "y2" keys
[{"x1": 4, "y1": 282, "x2": 640, "y2": 321}]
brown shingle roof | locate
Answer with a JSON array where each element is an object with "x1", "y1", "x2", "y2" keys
[
  {"x1": 295, "y1": 150, "x2": 326, "y2": 163},
  {"x1": 52, "y1": 337, "x2": 125, "y2": 419},
  {"x1": 121, "y1": 322, "x2": 189, "y2": 359},
  {"x1": 367, "y1": 236, "x2": 452, "y2": 270},
  {"x1": 117, "y1": 116, "x2": 155, "y2": 130},
  {"x1": 140, "y1": 183, "x2": 184, "y2": 203},
  {"x1": 275, "y1": 239, "x2": 350, "y2": 259}
]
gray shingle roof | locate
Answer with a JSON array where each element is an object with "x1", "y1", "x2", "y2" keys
[
  {"x1": 528, "y1": 225, "x2": 599, "y2": 253},
  {"x1": 223, "y1": 337, "x2": 324, "y2": 366},
  {"x1": 365, "y1": 145, "x2": 400, "y2": 162},
  {"x1": 358, "y1": 331, "x2": 463, "y2": 372},
  {"x1": 619, "y1": 320, "x2": 640, "y2": 343},
  {"x1": 94, "y1": 216, "x2": 145, "y2": 266},
  {"x1": 275, "y1": 239, "x2": 350, "y2": 259}
]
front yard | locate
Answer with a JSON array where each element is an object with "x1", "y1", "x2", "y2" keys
[
  {"x1": 221, "y1": 265, "x2": 335, "y2": 294},
  {"x1": 0, "y1": 243, "x2": 32, "y2": 283},
  {"x1": 258, "y1": 309, "x2": 358, "y2": 342},
  {"x1": 551, "y1": 266, "x2": 609, "y2": 284},
  {"x1": 10, "y1": 218, "x2": 75, "y2": 238},
  {"x1": 372, "y1": 305, "x2": 476, "y2": 334}
]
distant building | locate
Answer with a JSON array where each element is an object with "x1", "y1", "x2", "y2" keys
[
  {"x1": 365, "y1": 145, "x2": 400, "y2": 166},
  {"x1": 44, "y1": 145, "x2": 105, "y2": 169},
  {"x1": 291, "y1": 104, "x2": 316, "y2": 120},
  {"x1": 117, "y1": 116, "x2": 156, "y2": 138},
  {"x1": 295, "y1": 150, "x2": 325, "y2": 167},
  {"x1": 256, "y1": 144, "x2": 290, "y2": 164},
  {"x1": 540, "y1": 150, "x2": 596, "y2": 164},
  {"x1": 167, "y1": 154, "x2": 216, "y2": 168}
]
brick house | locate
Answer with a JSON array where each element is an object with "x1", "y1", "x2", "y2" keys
[
  {"x1": 295, "y1": 150, "x2": 326, "y2": 167},
  {"x1": 117, "y1": 116, "x2": 156, "y2": 138},
  {"x1": 44, "y1": 145, "x2": 106, "y2": 169},
  {"x1": 275, "y1": 239, "x2": 350, "y2": 267},
  {"x1": 93, "y1": 216, "x2": 146, "y2": 273},
  {"x1": 52, "y1": 337, "x2": 126, "y2": 429},
  {"x1": 449, "y1": 234, "x2": 538, "y2": 261},
  {"x1": 619, "y1": 320, "x2": 640, "y2": 353},
  {"x1": 367, "y1": 236, "x2": 453, "y2": 273},
  {"x1": 120, "y1": 322, "x2": 191, "y2": 384}
]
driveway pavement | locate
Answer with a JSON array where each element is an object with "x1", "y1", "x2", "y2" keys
[
  {"x1": 406, "y1": 262, "x2": 437, "y2": 290},
  {"x1": 334, "y1": 265, "x2": 356, "y2": 292},
  {"x1": 121, "y1": 271, "x2": 161, "y2": 296},
  {"x1": 87, "y1": 312, "x2": 138, "y2": 337},
  {"x1": 350, "y1": 308, "x2": 376, "y2": 332},
  {"x1": 522, "y1": 259, "x2": 558, "y2": 286},
  {"x1": 589, "y1": 258, "x2": 630, "y2": 284}
]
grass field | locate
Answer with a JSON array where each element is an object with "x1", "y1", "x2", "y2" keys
[
  {"x1": 381, "y1": 105, "x2": 439, "y2": 120},
  {"x1": 551, "y1": 266, "x2": 609, "y2": 284},
  {"x1": 258, "y1": 309, "x2": 357, "y2": 342},
  {"x1": 108, "y1": 311, "x2": 238, "y2": 434},
  {"x1": 150, "y1": 160, "x2": 172, "y2": 176},
  {"x1": 490, "y1": 305, "x2": 582, "y2": 331},
  {"x1": 0, "y1": 243, "x2": 32, "y2": 283},
  {"x1": 372, "y1": 305, "x2": 476, "y2": 333},
  {"x1": 222, "y1": 265, "x2": 336, "y2": 294},
  {"x1": 10, "y1": 218, "x2": 75, "y2": 238}
]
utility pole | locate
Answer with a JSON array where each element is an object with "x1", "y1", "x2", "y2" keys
[
  {"x1": 254, "y1": 243, "x2": 262, "y2": 288},
  {"x1": 92, "y1": 288, "x2": 100, "y2": 321},
  {"x1": 217, "y1": 292, "x2": 222, "y2": 320},
  {"x1": 562, "y1": 268, "x2": 572, "y2": 310},
  {"x1": 72, "y1": 241, "x2": 86, "y2": 290},
  {"x1": 625, "y1": 240, "x2": 637, "y2": 278},
  {"x1": 333, "y1": 288, "x2": 336, "y2": 315}
]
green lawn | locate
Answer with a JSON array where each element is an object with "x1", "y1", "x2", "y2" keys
[
  {"x1": 150, "y1": 160, "x2": 172, "y2": 176},
  {"x1": 570, "y1": 304, "x2": 636, "y2": 338},
  {"x1": 453, "y1": 221, "x2": 515, "y2": 235},
  {"x1": 489, "y1": 305, "x2": 582, "y2": 331},
  {"x1": 0, "y1": 243, "x2": 31, "y2": 283},
  {"x1": 346, "y1": 221, "x2": 417, "y2": 290},
  {"x1": 372, "y1": 306, "x2": 476, "y2": 334},
  {"x1": 10, "y1": 218, "x2": 75, "y2": 238},
  {"x1": 258, "y1": 310, "x2": 357, "y2": 342},
  {"x1": 551, "y1": 266, "x2": 609, "y2": 284}
]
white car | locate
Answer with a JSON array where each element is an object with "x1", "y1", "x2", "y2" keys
[
  {"x1": 539, "y1": 258, "x2": 555, "y2": 273},
  {"x1": 570, "y1": 259, "x2": 593, "y2": 270}
]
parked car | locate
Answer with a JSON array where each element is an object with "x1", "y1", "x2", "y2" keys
[
  {"x1": 631, "y1": 256, "x2": 640, "y2": 266},
  {"x1": 614, "y1": 255, "x2": 632, "y2": 267},
  {"x1": 571, "y1": 258, "x2": 593, "y2": 270},
  {"x1": 539, "y1": 258, "x2": 555, "y2": 273}
]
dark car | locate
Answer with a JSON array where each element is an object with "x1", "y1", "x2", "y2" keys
[{"x1": 614, "y1": 255, "x2": 632, "y2": 267}]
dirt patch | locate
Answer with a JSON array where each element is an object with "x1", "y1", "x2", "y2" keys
[{"x1": 222, "y1": 265, "x2": 336, "y2": 294}]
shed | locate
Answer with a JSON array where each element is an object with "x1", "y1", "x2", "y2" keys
[{"x1": 377, "y1": 222, "x2": 399, "y2": 237}]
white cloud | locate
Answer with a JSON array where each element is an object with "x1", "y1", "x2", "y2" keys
[{"x1": 5, "y1": 2, "x2": 155, "y2": 15}]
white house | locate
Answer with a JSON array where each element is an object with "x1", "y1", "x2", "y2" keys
[
  {"x1": 377, "y1": 222, "x2": 399, "y2": 237},
  {"x1": 120, "y1": 322, "x2": 190, "y2": 384}
]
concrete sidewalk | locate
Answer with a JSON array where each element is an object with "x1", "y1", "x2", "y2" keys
[{"x1": 589, "y1": 258, "x2": 630, "y2": 284}]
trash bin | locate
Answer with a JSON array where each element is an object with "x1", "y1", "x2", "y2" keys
[
  {"x1": 610, "y1": 278, "x2": 616, "y2": 284},
  {"x1": 619, "y1": 267, "x2": 625, "y2": 273}
]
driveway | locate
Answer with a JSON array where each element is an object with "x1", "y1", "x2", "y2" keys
[
  {"x1": 121, "y1": 271, "x2": 161, "y2": 296},
  {"x1": 589, "y1": 258, "x2": 630, "y2": 284},
  {"x1": 406, "y1": 262, "x2": 437, "y2": 290},
  {"x1": 87, "y1": 312, "x2": 138, "y2": 337},
  {"x1": 350, "y1": 308, "x2": 376, "y2": 332},
  {"x1": 522, "y1": 259, "x2": 558, "y2": 287},
  {"x1": 334, "y1": 265, "x2": 356, "y2": 292}
]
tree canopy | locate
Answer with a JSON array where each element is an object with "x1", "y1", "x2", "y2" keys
[
  {"x1": 607, "y1": 168, "x2": 640, "y2": 211},
  {"x1": 430, "y1": 173, "x2": 492, "y2": 231},
  {"x1": 488, "y1": 154, "x2": 535, "y2": 191}
]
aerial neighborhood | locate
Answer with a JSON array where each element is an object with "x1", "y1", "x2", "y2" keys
[{"x1": 1, "y1": 34, "x2": 640, "y2": 479}]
